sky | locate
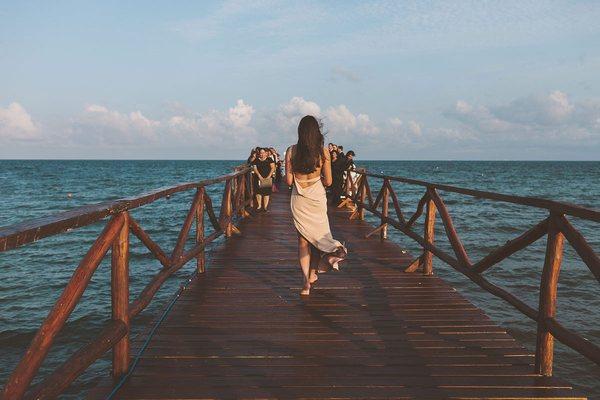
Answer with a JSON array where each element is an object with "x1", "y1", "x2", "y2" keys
[{"x1": 1, "y1": 0, "x2": 600, "y2": 160}]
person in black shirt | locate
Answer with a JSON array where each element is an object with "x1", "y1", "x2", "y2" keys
[
  {"x1": 330, "y1": 150, "x2": 345, "y2": 206},
  {"x1": 252, "y1": 148, "x2": 276, "y2": 211},
  {"x1": 345, "y1": 150, "x2": 355, "y2": 171}
]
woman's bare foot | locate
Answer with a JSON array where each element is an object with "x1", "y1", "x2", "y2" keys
[
  {"x1": 309, "y1": 270, "x2": 318, "y2": 284},
  {"x1": 300, "y1": 281, "x2": 311, "y2": 296}
]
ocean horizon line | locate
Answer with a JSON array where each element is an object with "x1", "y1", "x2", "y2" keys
[{"x1": 1, "y1": 158, "x2": 600, "y2": 162}]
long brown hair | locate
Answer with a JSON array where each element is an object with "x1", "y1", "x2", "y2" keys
[{"x1": 293, "y1": 115, "x2": 324, "y2": 174}]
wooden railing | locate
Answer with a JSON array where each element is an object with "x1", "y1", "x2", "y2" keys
[
  {"x1": 0, "y1": 165, "x2": 253, "y2": 400},
  {"x1": 341, "y1": 169, "x2": 600, "y2": 376}
]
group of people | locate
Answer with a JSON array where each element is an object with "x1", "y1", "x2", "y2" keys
[
  {"x1": 247, "y1": 147, "x2": 282, "y2": 212},
  {"x1": 244, "y1": 121, "x2": 355, "y2": 296},
  {"x1": 246, "y1": 143, "x2": 356, "y2": 213},
  {"x1": 327, "y1": 143, "x2": 356, "y2": 206}
]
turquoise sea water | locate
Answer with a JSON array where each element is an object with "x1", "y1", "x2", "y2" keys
[{"x1": 0, "y1": 160, "x2": 599, "y2": 397}]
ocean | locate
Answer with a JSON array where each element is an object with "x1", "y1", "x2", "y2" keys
[{"x1": 0, "y1": 160, "x2": 598, "y2": 398}]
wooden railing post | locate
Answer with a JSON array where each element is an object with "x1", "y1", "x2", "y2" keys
[
  {"x1": 237, "y1": 171, "x2": 250, "y2": 217},
  {"x1": 235, "y1": 175, "x2": 241, "y2": 213},
  {"x1": 111, "y1": 211, "x2": 130, "y2": 378},
  {"x1": 422, "y1": 197, "x2": 437, "y2": 275},
  {"x1": 2, "y1": 214, "x2": 124, "y2": 400},
  {"x1": 234, "y1": 174, "x2": 242, "y2": 215},
  {"x1": 247, "y1": 169, "x2": 255, "y2": 206},
  {"x1": 380, "y1": 180, "x2": 389, "y2": 240},
  {"x1": 220, "y1": 179, "x2": 233, "y2": 237},
  {"x1": 196, "y1": 187, "x2": 205, "y2": 273},
  {"x1": 359, "y1": 176, "x2": 367, "y2": 220},
  {"x1": 535, "y1": 213, "x2": 564, "y2": 376}
]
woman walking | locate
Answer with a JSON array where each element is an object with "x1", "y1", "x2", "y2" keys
[
  {"x1": 252, "y1": 148, "x2": 276, "y2": 212},
  {"x1": 285, "y1": 116, "x2": 347, "y2": 296}
]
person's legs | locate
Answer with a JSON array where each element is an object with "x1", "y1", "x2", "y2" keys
[
  {"x1": 263, "y1": 195, "x2": 270, "y2": 210},
  {"x1": 298, "y1": 234, "x2": 311, "y2": 295},
  {"x1": 331, "y1": 180, "x2": 342, "y2": 206},
  {"x1": 255, "y1": 194, "x2": 263, "y2": 210},
  {"x1": 309, "y1": 245, "x2": 319, "y2": 284}
]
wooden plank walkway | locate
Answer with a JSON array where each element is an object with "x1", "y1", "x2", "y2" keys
[{"x1": 93, "y1": 188, "x2": 586, "y2": 399}]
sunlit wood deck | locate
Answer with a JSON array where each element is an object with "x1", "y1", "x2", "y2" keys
[{"x1": 90, "y1": 188, "x2": 585, "y2": 399}]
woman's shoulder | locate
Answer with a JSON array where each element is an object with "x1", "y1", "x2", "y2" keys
[{"x1": 286, "y1": 144, "x2": 295, "y2": 158}]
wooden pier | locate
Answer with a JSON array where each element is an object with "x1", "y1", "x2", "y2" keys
[
  {"x1": 1, "y1": 166, "x2": 598, "y2": 399},
  {"x1": 89, "y1": 189, "x2": 585, "y2": 399}
]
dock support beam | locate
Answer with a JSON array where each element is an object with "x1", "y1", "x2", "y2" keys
[
  {"x1": 380, "y1": 180, "x2": 389, "y2": 241},
  {"x1": 422, "y1": 197, "x2": 436, "y2": 275},
  {"x1": 359, "y1": 176, "x2": 366, "y2": 220},
  {"x1": 196, "y1": 187, "x2": 206, "y2": 273},
  {"x1": 220, "y1": 180, "x2": 233, "y2": 237},
  {"x1": 535, "y1": 213, "x2": 564, "y2": 376},
  {"x1": 111, "y1": 211, "x2": 130, "y2": 378}
]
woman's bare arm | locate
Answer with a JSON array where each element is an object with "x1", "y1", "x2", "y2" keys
[
  {"x1": 252, "y1": 164, "x2": 265, "y2": 179},
  {"x1": 321, "y1": 147, "x2": 333, "y2": 187},
  {"x1": 285, "y1": 146, "x2": 294, "y2": 186},
  {"x1": 269, "y1": 160, "x2": 276, "y2": 177}
]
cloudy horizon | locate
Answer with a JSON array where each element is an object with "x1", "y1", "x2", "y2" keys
[{"x1": 1, "y1": 1, "x2": 600, "y2": 160}]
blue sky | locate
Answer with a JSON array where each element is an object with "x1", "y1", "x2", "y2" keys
[{"x1": 1, "y1": 1, "x2": 600, "y2": 159}]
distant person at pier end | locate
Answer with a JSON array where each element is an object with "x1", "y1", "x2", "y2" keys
[
  {"x1": 252, "y1": 148, "x2": 275, "y2": 212},
  {"x1": 270, "y1": 147, "x2": 283, "y2": 184},
  {"x1": 330, "y1": 149, "x2": 345, "y2": 206},
  {"x1": 345, "y1": 150, "x2": 355, "y2": 170},
  {"x1": 286, "y1": 115, "x2": 348, "y2": 296}
]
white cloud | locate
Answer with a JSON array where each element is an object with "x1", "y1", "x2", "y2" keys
[
  {"x1": 167, "y1": 115, "x2": 200, "y2": 133},
  {"x1": 66, "y1": 99, "x2": 257, "y2": 148},
  {"x1": 228, "y1": 99, "x2": 255, "y2": 128},
  {"x1": 274, "y1": 96, "x2": 322, "y2": 133},
  {"x1": 71, "y1": 105, "x2": 160, "y2": 144},
  {"x1": 324, "y1": 104, "x2": 378, "y2": 136},
  {"x1": 449, "y1": 100, "x2": 513, "y2": 133},
  {"x1": 356, "y1": 114, "x2": 379, "y2": 135},
  {"x1": 407, "y1": 120, "x2": 422, "y2": 136},
  {"x1": 280, "y1": 96, "x2": 321, "y2": 118},
  {"x1": 166, "y1": 99, "x2": 258, "y2": 147},
  {"x1": 492, "y1": 91, "x2": 574, "y2": 125},
  {"x1": 0, "y1": 102, "x2": 40, "y2": 141},
  {"x1": 325, "y1": 105, "x2": 355, "y2": 132},
  {"x1": 8, "y1": 91, "x2": 597, "y2": 159},
  {"x1": 386, "y1": 117, "x2": 425, "y2": 144},
  {"x1": 273, "y1": 97, "x2": 378, "y2": 138},
  {"x1": 199, "y1": 99, "x2": 255, "y2": 132},
  {"x1": 446, "y1": 92, "x2": 600, "y2": 143}
]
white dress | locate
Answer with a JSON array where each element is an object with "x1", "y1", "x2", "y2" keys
[{"x1": 291, "y1": 175, "x2": 345, "y2": 254}]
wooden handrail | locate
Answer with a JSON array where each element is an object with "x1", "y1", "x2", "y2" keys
[
  {"x1": 343, "y1": 169, "x2": 600, "y2": 376},
  {"x1": 1, "y1": 165, "x2": 253, "y2": 400},
  {"x1": 0, "y1": 168, "x2": 250, "y2": 253},
  {"x1": 361, "y1": 171, "x2": 600, "y2": 222}
]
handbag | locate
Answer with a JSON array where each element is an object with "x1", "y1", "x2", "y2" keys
[{"x1": 258, "y1": 176, "x2": 273, "y2": 189}]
